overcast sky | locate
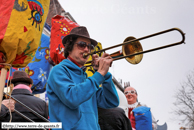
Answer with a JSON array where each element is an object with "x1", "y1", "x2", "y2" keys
[{"x1": 58, "y1": 0, "x2": 194, "y2": 129}]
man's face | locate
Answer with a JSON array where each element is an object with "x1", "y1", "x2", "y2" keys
[
  {"x1": 69, "y1": 37, "x2": 91, "y2": 66},
  {"x1": 124, "y1": 87, "x2": 137, "y2": 105}
]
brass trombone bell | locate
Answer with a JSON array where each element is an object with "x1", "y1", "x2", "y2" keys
[
  {"x1": 110, "y1": 36, "x2": 143, "y2": 64},
  {"x1": 84, "y1": 28, "x2": 185, "y2": 67}
]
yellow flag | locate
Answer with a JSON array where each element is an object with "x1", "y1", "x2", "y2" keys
[
  {"x1": 0, "y1": 0, "x2": 50, "y2": 69},
  {"x1": 85, "y1": 42, "x2": 103, "y2": 77}
]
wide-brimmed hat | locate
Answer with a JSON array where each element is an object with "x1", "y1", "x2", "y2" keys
[
  {"x1": 9, "y1": 70, "x2": 33, "y2": 85},
  {"x1": 62, "y1": 26, "x2": 98, "y2": 47}
]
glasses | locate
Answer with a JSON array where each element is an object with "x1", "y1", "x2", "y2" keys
[
  {"x1": 124, "y1": 90, "x2": 136, "y2": 95},
  {"x1": 76, "y1": 41, "x2": 94, "y2": 51}
]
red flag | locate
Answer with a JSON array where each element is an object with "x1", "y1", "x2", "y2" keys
[
  {"x1": 50, "y1": 15, "x2": 79, "y2": 64},
  {"x1": 0, "y1": 0, "x2": 14, "y2": 43}
]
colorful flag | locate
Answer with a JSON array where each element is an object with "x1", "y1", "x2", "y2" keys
[
  {"x1": 85, "y1": 42, "x2": 103, "y2": 77},
  {"x1": 50, "y1": 15, "x2": 79, "y2": 64},
  {"x1": 22, "y1": 34, "x2": 51, "y2": 94},
  {"x1": 0, "y1": 0, "x2": 50, "y2": 69},
  {"x1": 4, "y1": 34, "x2": 51, "y2": 94}
]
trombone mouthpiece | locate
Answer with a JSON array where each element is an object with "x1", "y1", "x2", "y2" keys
[{"x1": 83, "y1": 53, "x2": 88, "y2": 58}]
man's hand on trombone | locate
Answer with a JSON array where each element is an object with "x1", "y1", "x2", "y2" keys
[{"x1": 92, "y1": 53, "x2": 113, "y2": 76}]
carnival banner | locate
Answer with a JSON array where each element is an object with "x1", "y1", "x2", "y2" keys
[
  {"x1": 22, "y1": 34, "x2": 51, "y2": 94},
  {"x1": 85, "y1": 42, "x2": 103, "y2": 77},
  {"x1": 50, "y1": 15, "x2": 79, "y2": 64},
  {"x1": 0, "y1": 0, "x2": 50, "y2": 69},
  {"x1": 4, "y1": 34, "x2": 51, "y2": 94}
]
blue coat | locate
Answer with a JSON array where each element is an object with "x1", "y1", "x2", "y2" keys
[{"x1": 46, "y1": 59, "x2": 119, "y2": 130}]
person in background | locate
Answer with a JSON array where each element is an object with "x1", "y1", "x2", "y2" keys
[
  {"x1": 98, "y1": 83, "x2": 133, "y2": 130},
  {"x1": 124, "y1": 86, "x2": 157, "y2": 130},
  {"x1": 0, "y1": 70, "x2": 48, "y2": 124},
  {"x1": 98, "y1": 107, "x2": 132, "y2": 130},
  {"x1": 47, "y1": 26, "x2": 119, "y2": 130}
]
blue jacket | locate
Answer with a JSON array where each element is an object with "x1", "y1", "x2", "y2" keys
[{"x1": 46, "y1": 59, "x2": 119, "y2": 130}]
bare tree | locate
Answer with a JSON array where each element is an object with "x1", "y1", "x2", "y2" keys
[{"x1": 173, "y1": 70, "x2": 194, "y2": 128}]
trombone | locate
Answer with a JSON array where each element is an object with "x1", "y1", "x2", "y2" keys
[{"x1": 84, "y1": 28, "x2": 185, "y2": 67}]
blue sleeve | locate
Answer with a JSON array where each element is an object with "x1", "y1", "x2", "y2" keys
[
  {"x1": 47, "y1": 65, "x2": 106, "y2": 109},
  {"x1": 96, "y1": 72, "x2": 120, "y2": 108}
]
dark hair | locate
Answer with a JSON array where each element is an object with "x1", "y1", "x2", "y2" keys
[
  {"x1": 64, "y1": 36, "x2": 78, "y2": 58},
  {"x1": 14, "y1": 82, "x2": 31, "y2": 87}
]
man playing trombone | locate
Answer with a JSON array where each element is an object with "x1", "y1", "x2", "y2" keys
[{"x1": 46, "y1": 26, "x2": 119, "y2": 130}]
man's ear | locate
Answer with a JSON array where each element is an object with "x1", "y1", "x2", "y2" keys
[{"x1": 29, "y1": 84, "x2": 32, "y2": 88}]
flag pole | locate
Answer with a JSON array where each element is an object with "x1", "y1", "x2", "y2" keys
[{"x1": 0, "y1": 68, "x2": 7, "y2": 112}]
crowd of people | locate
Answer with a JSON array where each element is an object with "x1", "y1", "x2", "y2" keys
[{"x1": 0, "y1": 26, "x2": 157, "y2": 130}]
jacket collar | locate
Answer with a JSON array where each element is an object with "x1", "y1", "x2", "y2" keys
[
  {"x1": 13, "y1": 84, "x2": 32, "y2": 93},
  {"x1": 12, "y1": 89, "x2": 33, "y2": 96},
  {"x1": 67, "y1": 56, "x2": 87, "y2": 71},
  {"x1": 128, "y1": 102, "x2": 138, "y2": 108},
  {"x1": 67, "y1": 56, "x2": 81, "y2": 67}
]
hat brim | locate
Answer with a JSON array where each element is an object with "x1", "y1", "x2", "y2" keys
[
  {"x1": 8, "y1": 77, "x2": 33, "y2": 86},
  {"x1": 62, "y1": 34, "x2": 98, "y2": 47}
]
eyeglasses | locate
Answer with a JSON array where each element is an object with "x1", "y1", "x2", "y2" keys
[
  {"x1": 76, "y1": 41, "x2": 94, "y2": 51},
  {"x1": 124, "y1": 90, "x2": 136, "y2": 95}
]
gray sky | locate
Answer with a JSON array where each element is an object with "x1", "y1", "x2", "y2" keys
[{"x1": 58, "y1": 0, "x2": 194, "y2": 129}]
